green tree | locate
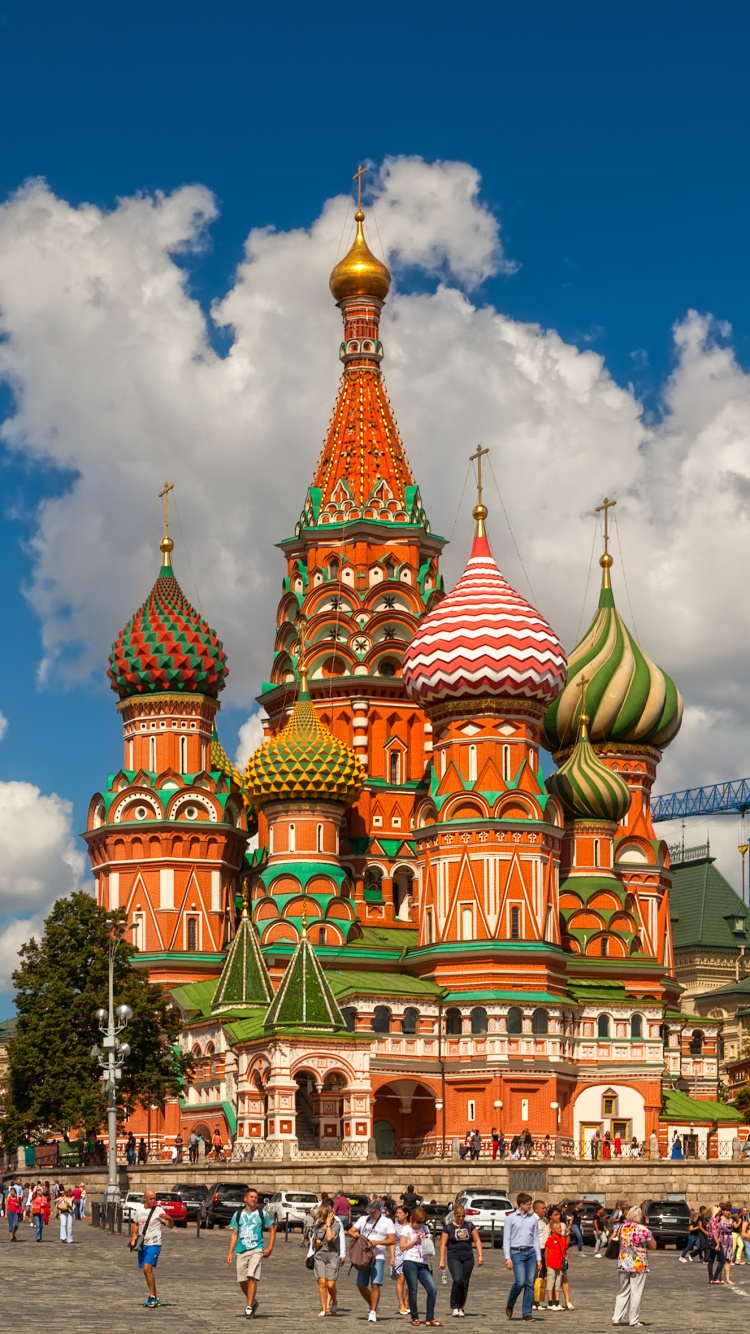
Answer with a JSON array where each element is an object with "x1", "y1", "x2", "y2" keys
[{"x1": 1, "y1": 892, "x2": 192, "y2": 1149}]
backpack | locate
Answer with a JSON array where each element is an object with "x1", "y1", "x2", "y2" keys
[{"x1": 349, "y1": 1229, "x2": 376, "y2": 1271}]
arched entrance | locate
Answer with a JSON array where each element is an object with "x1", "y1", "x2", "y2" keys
[
  {"x1": 373, "y1": 1080, "x2": 437, "y2": 1157},
  {"x1": 374, "y1": 1120, "x2": 396, "y2": 1158},
  {"x1": 294, "y1": 1070, "x2": 318, "y2": 1149}
]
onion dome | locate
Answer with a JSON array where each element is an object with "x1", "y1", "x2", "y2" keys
[
  {"x1": 108, "y1": 534, "x2": 227, "y2": 700},
  {"x1": 547, "y1": 709, "x2": 631, "y2": 823},
  {"x1": 211, "y1": 728, "x2": 243, "y2": 789},
  {"x1": 244, "y1": 666, "x2": 363, "y2": 809},
  {"x1": 543, "y1": 541, "x2": 683, "y2": 753},
  {"x1": 403, "y1": 499, "x2": 566, "y2": 707},
  {"x1": 330, "y1": 207, "x2": 391, "y2": 303}
]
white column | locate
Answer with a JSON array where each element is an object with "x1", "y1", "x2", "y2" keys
[
  {"x1": 108, "y1": 872, "x2": 119, "y2": 910},
  {"x1": 352, "y1": 697, "x2": 369, "y2": 772},
  {"x1": 211, "y1": 870, "x2": 221, "y2": 912},
  {"x1": 159, "y1": 867, "x2": 175, "y2": 910}
]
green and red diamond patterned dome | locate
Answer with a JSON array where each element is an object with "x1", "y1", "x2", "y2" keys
[{"x1": 108, "y1": 561, "x2": 228, "y2": 700}]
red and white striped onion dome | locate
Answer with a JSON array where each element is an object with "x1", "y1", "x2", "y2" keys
[{"x1": 403, "y1": 530, "x2": 567, "y2": 707}]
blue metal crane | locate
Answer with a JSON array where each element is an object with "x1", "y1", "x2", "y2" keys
[{"x1": 652, "y1": 777, "x2": 750, "y2": 822}]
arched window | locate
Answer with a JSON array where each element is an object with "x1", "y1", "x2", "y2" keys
[
  {"x1": 389, "y1": 750, "x2": 400, "y2": 785},
  {"x1": 531, "y1": 1007, "x2": 548, "y2": 1035},
  {"x1": 289, "y1": 823, "x2": 295, "y2": 852},
  {"x1": 440, "y1": 750, "x2": 447, "y2": 777},
  {"x1": 269, "y1": 825, "x2": 274, "y2": 855},
  {"x1": 180, "y1": 735, "x2": 188, "y2": 772},
  {"x1": 690, "y1": 1029, "x2": 703, "y2": 1055},
  {"x1": 317, "y1": 926, "x2": 327, "y2": 946},
  {"x1": 149, "y1": 736, "x2": 156, "y2": 771},
  {"x1": 470, "y1": 1006, "x2": 488, "y2": 1035},
  {"x1": 317, "y1": 824, "x2": 323, "y2": 852},
  {"x1": 594, "y1": 838, "x2": 600, "y2": 868},
  {"x1": 631, "y1": 1014, "x2": 642, "y2": 1039},
  {"x1": 187, "y1": 917, "x2": 198, "y2": 951},
  {"x1": 507, "y1": 1006, "x2": 523, "y2": 1035},
  {"x1": 328, "y1": 556, "x2": 340, "y2": 581},
  {"x1": 342, "y1": 1007, "x2": 356, "y2": 1032},
  {"x1": 597, "y1": 1014, "x2": 610, "y2": 1039},
  {"x1": 445, "y1": 1007, "x2": 462, "y2": 1035},
  {"x1": 468, "y1": 744, "x2": 477, "y2": 782},
  {"x1": 401, "y1": 1007, "x2": 419, "y2": 1035},
  {"x1": 502, "y1": 745, "x2": 511, "y2": 781},
  {"x1": 601, "y1": 936, "x2": 609, "y2": 957},
  {"x1": 385, "y1": 559, "x2": 396, "y2": 579},
  {"x1": 372, "y1": 1006, "x2": 391, "y2": 1033},
  {"x1": 510, "y1": 906, "x2": 520, "y2": 940}
]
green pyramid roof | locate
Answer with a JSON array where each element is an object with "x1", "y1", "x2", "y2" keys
[
  {"x1": 212, "y1": 911, "x2": 274, "y2": 1013},
  {"x1": 670, "y1": 855, "x2": 749, "y2": 952},
  {"x1": 264, "y1": 930, "x2": 345, "y2": 1032}
]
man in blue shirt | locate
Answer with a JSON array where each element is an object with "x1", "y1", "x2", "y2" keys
[
  {"x1": 503, "y1": 1192, "x2": 542, "y2": 1321},
  {"x1": 227, "y1": 1188, "x2": 276, "y2": 1319}
]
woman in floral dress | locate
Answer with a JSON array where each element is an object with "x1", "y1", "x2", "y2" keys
[{"x1": 612, "y1": 1206, "x2": 656, "y2": 1327}]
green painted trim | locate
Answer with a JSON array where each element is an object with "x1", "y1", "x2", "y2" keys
[
  {"x1": 441, "y1": 990, "x2": 572, "y2": 1004},
  {"x1": 134, "y1": 952, "x2": 224, "y2": 964},
  {"x1": 179, "y1": 1098, "x2": 237, "y2": 1134}
]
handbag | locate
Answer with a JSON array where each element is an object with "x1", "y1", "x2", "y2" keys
[
  {"x1": 605, "y1": 1228, "x2": 620, "y2": 1260},
  {"x1": 421, "y1": 1229, "x2": 435, "y2": 1258},
  {"x1": 533, "y1": 1277, "x2": 545, "y2": 1303}
]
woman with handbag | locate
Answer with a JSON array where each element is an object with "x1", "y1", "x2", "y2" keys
[
  {"x1": 57, "y1": 1187, "x2": 74, "y2": 1244},
  {"x1": 439, "y1": 1204, "x2": 483, "y2": 1317},
  {"x1": 311, "y1": 1204, "x2": 341, "y2": 1316},
  {"x1": 393, "y1": 1204, "x2": 412, "y2": 1315},
  {"x1": 31, "y1": 1185, "x2": 48, "y2": 1242},
  {"x1": 399, "y1": 1207, "x2": 442, "y2": 1326}
]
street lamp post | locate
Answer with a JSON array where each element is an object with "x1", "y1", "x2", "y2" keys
[{"x1": 92, "y1": 922, "x2": 134, "y2": 1207}]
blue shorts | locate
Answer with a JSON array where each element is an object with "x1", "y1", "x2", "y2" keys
[
  {"x1": 139, "y1": 1244, "x2": 161, "y2": 1269},
  {"x1": 357, "y1": 1256, "x2": 385, "y2": 1288}
]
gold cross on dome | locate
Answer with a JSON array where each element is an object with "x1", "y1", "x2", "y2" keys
[
  {"x1": 595, "y1": 495, "x2": 616, "y2": 557},
  {"x1": 469, "y1": 445, "x2": 489, "y2": 508},
  {"x1": 159, "y1": 480, "x2": 174, "y2": 534},
  {"x1": 353, "y1": 164, "x2": 368, "y2": 210}
]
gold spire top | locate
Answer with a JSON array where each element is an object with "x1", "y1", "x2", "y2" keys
[
  {"x1": 470, "y1": 445, "x2": 489, "y2": 537},
  {"x1": 596, "y1": 496, "x2": 616, "y2": 589},
  {"x1": 576, "y1": 675, "x2": 590, "y2": 740},
  {"x1": 241, "y1": 876, "x2": 250, "y2": 919},
  {"x1": 295, "y1": 614, "x2": 309, "y2": 695},
  {"x1": 159, "y1": 479, "x2": 175, "y2": 568},
  {"x1": 329, "y1": 166, "x2": 391, "y2": 303}
]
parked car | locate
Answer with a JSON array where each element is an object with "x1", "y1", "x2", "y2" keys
[
  {"x1": 154, "y1": 1191, "x2": 188, "y2": 1227},
  {"x1": 448, "y1": 1191, "x2": 513, "y2": 1245},
  {"x1": 121, "y1": 1190, "x2": 144, "y2": 1223},
  {"x1": 344, "y1": 1194, "x2": 370, "y2": 1219},
  {"x1": 205, "y1": 1182, "x2": 250, "y2": 1229},
  {"x1": 173, "y1": 1183, "x2": 208, "y2": 1226},
  {"x1": 640, "y1": 1199, "x2": 690, "y2": 1248},
  {"x1": 422, "y1": 1202, "x2": 450, "y2": 1235},
  {"x1": 267, "y1": 1190, "x2": 321, "y2": 1230}
]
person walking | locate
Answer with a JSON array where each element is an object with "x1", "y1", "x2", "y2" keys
[
  {"x1": 349, "y1": 1198, "x2": 396, "y2": 1323},
  {"x1": 312, "y1": 1203, "x2": 342, "y2": 1316},
  {"x1": 79, "y1": 1184, "x2": 87, "y2": 1220},
  {"x1": 545, "y1": 1220, "x2": 568, "y2": 1310},
  {"x1": 708, "y1": 1203, "x2": 734, "y2": 1285},
  {"x1": 137, "y1": 1138, "x2": 148, "y2": 1165},
  {"x1": 31, "y1": 1185, "x2": 48, "y2": 1242},
  {"x1": 741, "y1": 1208, "x2": 750, "y2": 1265},
  {"x1": 187, "y1": 1130, "x2": 198, "y2": 1164},
  {"x1": 333, "y1": 1190, "x2": 352, "y2": 1231},
  {"x1": 399, "y1": 1206, "x2": 442, "y2": 1327},
  {"x1": 545, "y1": 1206, "x2": 574, "y2": 1311},
  {"x1": 503, "y1": 1192, "x2": 542, "y2": 1321},
  {"x1": 522, "y1": 1130, "x2": 533, "y2": 1160},
  {"x1": 227, "y1": 1186, "x2": 276, "y2": 1319},
  {"x1": 130, "y1": 1186, "x2": 174, "y2": 1309},
  {"x1": 532, "y1": 1201, "x2": 548, "y2": 1311},
  {"x1": 7, "y1": 1185, "x2": 22, "y2": 1241},
  {"x1": 57, "y1": 1187, "x2": 74, "y2": 1244},
  {"x1": 611, "y1": 1205, "x2": 655, "y2": 1327},
  {"x1": 602, "y1": 1132, "x2": 612, "y2": 1160},
  {"x1": 212, "y1": 1126, "x2": 223, "y2": 1160},
  {"x1": 731, "y1": 1207, "x2": 745, "y2": 1265},
  {"x1": 497, "y1": 1130, "x2": 506, "y2": 1159},
  {"x1": 71, "y1": 1183, "x2": 82, "y2": 1221},
  {"x1": 680, "y1": 1208, "x2": 706, "y2": 1263},
  {"x1": 126, "y1": 1132, "x2": 136, "y2": 1165},
  {"x1": 439, "y1": 1202, "x2": 483, "y2": 1317},
  {"x1": 491, "y1": 1129, "x2": 500, "y2": 1161},
  {"x1": 593, "y1": 1206, "x2": 609, "y2": 1259},
  {"x1": 470, "y1": 1130, "x2": 481, "y2": 1161},
  {"x1": 393, "y1": 1204, "x2": 413, "y2": 1315},
  {"x1": 567, "y1": 1202, "x2": 584, "y2": 1256}
]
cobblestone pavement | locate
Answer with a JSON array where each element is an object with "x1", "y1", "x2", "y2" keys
[{"x1": 4, "y1": 1220, "x2": 747, "y2": 1331}]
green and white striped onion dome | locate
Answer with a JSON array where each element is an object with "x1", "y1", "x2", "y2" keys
[{"x1": 546, "y1": 711, "x2": 632, "y2": 823}]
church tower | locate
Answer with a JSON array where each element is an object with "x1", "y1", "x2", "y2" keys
[
  {"x1": 259, "y1": 172, "x2": 444, "y2": 923},
  {"x1": 84, "y1": 492, "x2": 249, "y2": 984}
]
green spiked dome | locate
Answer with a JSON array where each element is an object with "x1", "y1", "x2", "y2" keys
[
  {"x1": 543, "y1": 551, "x2": 682, "y2": 754},
  {"x1": 547, "y1": 709, "x2": 631, "y2": 823},
  {"x1": 245, "y1": 667, "x2": 363, "y2": 810},
  {"x1": 264, "y1": 927, "x2": 345, "y2": 1032},
  {"x1": 108, "y1": 537, "x2": 227, "y2": 700},
  {"x1": 212, "y1": 898, "x2": 274, "y2": 1014}
]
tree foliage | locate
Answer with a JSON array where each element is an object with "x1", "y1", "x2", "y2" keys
[{"x1": 1, "y1": 892, "x2": 192, "y2": 1148}]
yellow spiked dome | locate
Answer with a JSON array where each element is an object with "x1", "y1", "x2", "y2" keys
[{"x1": 244, "y1": 675, "x2": 364, "y2": 810}]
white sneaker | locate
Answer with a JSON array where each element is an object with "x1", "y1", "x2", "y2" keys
[
  {"x1": 458, "y1": 1312, "x2": 465, "y2": 1318},
  {"x1": 679, "y1": 1256, "x2": 688, "y2": 1263},
  {"x1": 595, "y1": 1253, "x2": 603, "y2": 1259},
  {"x1": 452, "y1": 1312, "x2": 461, "y2": 1318},
  {"x1": 245, "y1": 1307, "x2": 253, "y2": 1319},
  {"x1": 368, "y1": 1312, "x2": 378, "y2": 1323}
]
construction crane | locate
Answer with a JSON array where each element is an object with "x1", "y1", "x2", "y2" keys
[{"x1": 651, "y1": 777, "x2": 750, "y2": 822}]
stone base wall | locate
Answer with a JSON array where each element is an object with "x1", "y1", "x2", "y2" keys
[{"x1": 12, "y1": 1158, "x2": 750, "y2": 1212}]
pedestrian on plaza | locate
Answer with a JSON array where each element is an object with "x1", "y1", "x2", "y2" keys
[
  {"x1": 349, "y1": 1197, "x2": 396, "y2": 1323},
  {"x1": 212, "y1": 1126, "x2": 223, "y2": 1159},
  {"x1": 401, "y1": 1185, "x2": 421, "y2": 1211},
  {"x1": 522, "y1": 1130, "x2": 533, "y2": 1160},
  {"x1": 708, "y1": 1202, "x2": 734, "y2": 1285},
  {"x1": 399, "y1": 1206, "x2": 442, "y2": 1327},
  {"x1": 0, "y1": 1182, "x2": 5, "y2": 1216},
  {"x1": 126, "y1": 1132, "x2": 136, "y2": 1165},
  {"x1": 590, "y1": 1129, "x2": 601, "y2": 1160},
  {"x1": 542, "y1": 1133, "x2": 551, "y2": 1159},
  {"x1": 491, "y1": 1128, "x2": 500, "y2": 1160},
  {"x1": 312, "y1": 1203, "x2": 342, "y2": 1316},
  {"x1": 545, "y1": 1220, "x2": 568, "y2": 1310},
  {"x1": 130, "y1": 1185, "x2": 174, "y2": 1309},
  {"x1": 51, "y1": 1178, "x2": 60, "y2": 1200},
  {"x1": 137, "y1": 1138, "x2": 148, "y2": 1165},
  {"x1": 670, "y1": 1133, "x2": 684, "y2": 1160},
  {"x1": 227, "y1": 1186, "x2": 275, "y2": 1319},
  {"x1": 7, "y1": 1185, "x2": 22, "y2": 1241},
  {"x1": 602, "y1": 1132, "x2": 612, "y2": 1160},
  {"x1": 566, "y1": 1202, "x2": 583, "y2": 1256},
  {"x1": 509, "y1": 1134, "x2": 521, "y2": 1160},
  {"x1": 612, "y1": 1205, "x2": 656, "y2": 1327},
  {"x1": 174, "y1": 1133, "x2": 183, "y2": 1164},
  {"x1": 470, "y1": 1130, "x2": 481, "y2": 1161},
  {"x1": 614, "y1": 1134, "x2": 622, "y2": 1157},
  {"x1": 532, "y1": 1201, "x2": 548, "y2": 1312},
  {"x1": 393, "y1": 1204, "x2": 412, "y2": 1315},
  {"x1": 31, "y1": 1185, "x2": 48, "y2": 1242},
  {"x1": 72, "y1": 1183, "x2": 82, "y2": 1220},
  {"x1": 503, "y1": 1192, "x2": 542, "y2": 1321},
  {"x1": 731, "y1": 1207, "x2": 745, "y2": 1265},
  {"x1": 57, "y1": 1187, "x2": 74, "y2": 1244},
  {"x1": 79, "y1": 1184, "x2": 87, "y2": 1219},
  {"x1": 22, "y1": 1182, "x2": 32, "y2": 1221},
  {"x1": 187, "y1": 1130, "x2": 198, "y2": 1164},
  {"x1": 593, "y1": 1206, "x2": 609, "y2": 1258},
  {"x1": 333, "y1": 1190, "x2": 352, "y2": 1230},
  {"x1": 458, "y1": 1131, "x2": 470, "y2": 1161},
  {"x1": 497, "y1": 1130, "x2": 506, "y2": 1159},
  {"x1": 439, "y1": 1203, "x2": 483, "y2": 1317},
  {"x1": 545, "y1": 1207, "x2": 574, "y2": 1311},
  {"x1": 629, "y1": 1137, "x2": 639, "y2": 1158},
  {"x1": 741, "y1": 1208, "x2": 750, "y2": 1265}
]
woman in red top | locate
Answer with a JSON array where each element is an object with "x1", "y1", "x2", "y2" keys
[
  {"x1": 545, "y1": 1222, "x2": 569, "y2": 1311},
  {"x1": 7, "y1": 1187, "x2": 22, "y2": 1241}
]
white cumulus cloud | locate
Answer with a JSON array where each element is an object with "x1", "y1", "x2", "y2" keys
[
  {"x1": 235, "y1": 711, "x2": 265, "y2": 771},
  {"x1": 0, "y1": 157, "x2": 747, "y2": 894}
]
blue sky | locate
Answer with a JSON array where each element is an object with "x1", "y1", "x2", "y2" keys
[{"x1": 0, "y1": 0, "x2": 749, "y2": 1012}]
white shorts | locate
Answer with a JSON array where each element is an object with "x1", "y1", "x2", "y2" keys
[{"x1": 237, "y1": 1249, "x2": 263, "y2": 1283}]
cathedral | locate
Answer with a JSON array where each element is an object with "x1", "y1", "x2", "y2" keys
[{"x1": 85, "y1": 190, "x2": 734, "y2": 1160}]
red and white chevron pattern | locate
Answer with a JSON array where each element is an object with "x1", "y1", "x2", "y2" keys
[{"x1": 403, "y1": 533, "x2": 567, "y2": 706}]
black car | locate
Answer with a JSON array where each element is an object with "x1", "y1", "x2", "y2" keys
[
  {"x1": 173, "y1": 1183, "x2": 208, "y2": 1227},
  {"x1": 205, "y1": 1181, "x2": 251, "y2": 1229},
  {"x1": 640, "y1": 1199, "x2": 690, "y2": 1248},
  {"x1": 422, "y1": 1203, "x2": 450, "y2": 1235}
]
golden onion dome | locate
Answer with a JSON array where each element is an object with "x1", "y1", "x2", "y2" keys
[
  {"x1": 244, "y1": 674, "x2": 364, "y2": 810},
  {"x1": 329, "y1": 208, "x2": 391, "y2": 303}
]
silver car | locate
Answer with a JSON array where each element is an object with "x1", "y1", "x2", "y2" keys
[
  {"x1": 447, "y1": 1191, "x2": 513, "y2": 1246},
  {"x1": 267, "y1": 1189, "x2": 320, "y2": 1230}
]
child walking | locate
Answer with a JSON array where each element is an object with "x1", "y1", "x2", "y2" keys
[{"x1": 545, "y1": 1220, "x2": 569, "y2": 1311}]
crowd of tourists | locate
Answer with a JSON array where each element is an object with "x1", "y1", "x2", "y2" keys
[{"x1": 1, "y1": 1177, "x2": 86, "y2": 1242}]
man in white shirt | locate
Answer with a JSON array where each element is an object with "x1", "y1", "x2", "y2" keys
[
  {"x1": 129, "y1": 1187, "x2": 174, "y2": 1309},
  {"x1": 348, "y1": 1199, "x2": 396, "y2": 1322}
]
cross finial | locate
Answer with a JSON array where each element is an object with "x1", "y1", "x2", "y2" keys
[
  {"x1": 595, "y1": 496, "x2": 616, "y2": 587},
  {"x1": 241, "y1": 876, "x2": 250, "y2": 919},
  {"x1": 469, "y1": 445, "x2": 489, "y2": 537},
  {"x1": 159, "y1": 480, "x2": 175, "y2": 567},
  {"x1": 301, "y1": 902, "x2": 308, "y2": 939},
  {"x1": 295, "y1": 613, "x2": 309, "y2": 693},
  {"x1": 353, "y1": 164, "x2": 367, "y2": 214},
  {"x1": 576, "y1": 674, "x2": 591, "y2": 740}
]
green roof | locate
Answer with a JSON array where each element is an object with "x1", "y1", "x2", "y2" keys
[
  {"x1": 441, "y1": 990, "x2": 569, "y2": 1005},
  {"x1": 349, "y1": 927, "x2": 418, "y2": 952},
  {"x1": 212, "y1": 914, "x2": 274, "y2": 1013},
  {"x1": 327, "y1": 970, "x2": 444, "y2": 1000},
  {"x1": 670, "y1": 856, "x2": 749, "y2": 951},
  {"x1": 696, "y1": 975, "x2": 750, "y2": 1001},
  {"x1": 171, "y1": 979, "x2": 217, "y2": 1019},
  {"x1": 661, "y1": 1089, "x2": 744, "y2": 1124},
  {"x1": 264, "y1": 932, "x2": 345, "y2": 1032},
  {"x1": 0, "y1": 1017, "x2": 17, "y2": 1042}
]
